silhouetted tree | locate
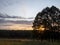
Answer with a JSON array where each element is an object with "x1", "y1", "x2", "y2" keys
[{"x1": 33, "y1": 6, "x2": 60, "y2": 41}]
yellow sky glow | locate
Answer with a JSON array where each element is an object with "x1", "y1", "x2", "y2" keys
[{"x1": 0, "y1": 24, "x2": 33, "y2": 30}]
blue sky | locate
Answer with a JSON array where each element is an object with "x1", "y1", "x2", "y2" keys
[{"x1": 0, "y1": 0, "x2": 60, "y2": 18}]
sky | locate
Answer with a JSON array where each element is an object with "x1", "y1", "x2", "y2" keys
[{"x1": 0, "y1": 0, "x2": 60, "y2": 18}]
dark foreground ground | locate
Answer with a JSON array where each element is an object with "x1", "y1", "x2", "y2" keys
[{"x1": 0, "y1": 39, "x2": 60, "y2": 45}]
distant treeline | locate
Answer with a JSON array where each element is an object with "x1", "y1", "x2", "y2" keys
[
  {"x1": 0, "y1": 30, "x2": 60, "y2": 41},
  {"x1": 33, "y1": 30, "x2": 60, "y2": 40},
  {"x1": 0, "y1": 30, "x2": 33, "y2": 39}
]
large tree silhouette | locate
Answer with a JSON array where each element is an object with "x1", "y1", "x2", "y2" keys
[{"x1": 32, "y1": 6, "x2": 60, "y2": 41}]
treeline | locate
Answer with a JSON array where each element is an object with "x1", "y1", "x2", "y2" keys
[
  {"x1": 0, "y1": 30, "x2": 60, "y2": 41},
  {"x1": 0, "y1": 30, "x2": 33, "y2": 39},
  {"x1": 33, "y1": 30, "x2": 60, "y2": 41}
]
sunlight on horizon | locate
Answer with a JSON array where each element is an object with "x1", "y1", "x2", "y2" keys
[{"x1": 0, "y1": 24, "x2": 33, "y2": 30}]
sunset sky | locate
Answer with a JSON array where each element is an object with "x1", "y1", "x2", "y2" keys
[
  {"x1": 0, "y1": 0, "x2": 60, "y2": 18},
  {"x1": 0, "y1": 0, "x2": 60, "y2": 30}
]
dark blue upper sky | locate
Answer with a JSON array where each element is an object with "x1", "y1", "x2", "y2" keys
[{"x1": 0, "y1": 0, "x2": 60, "y2": 18}]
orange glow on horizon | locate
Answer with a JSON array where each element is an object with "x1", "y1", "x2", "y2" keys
[
  {"x1": 36, "y1": 25, "x2": 45, "y2": 31},
  {"x1": 0, "y1": 24, "x2": 33, "y2": 30},
  {"x1": 39, "y1": 25, "x2": 45, "y2": 31}
]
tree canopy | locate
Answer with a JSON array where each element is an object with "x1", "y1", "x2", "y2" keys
[{"x1": 33, "y1": 6, "x2": 60, "y2": 32}]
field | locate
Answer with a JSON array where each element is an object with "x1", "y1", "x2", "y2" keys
[{"x1": 0, "y1": 39, "x2": 60, "y2": 45}]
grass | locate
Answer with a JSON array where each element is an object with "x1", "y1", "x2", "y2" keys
[{"x1": 0, "y1": 39, "x2": 60, "y2": 45}]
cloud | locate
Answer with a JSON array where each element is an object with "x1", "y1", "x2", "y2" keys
[{"x1": 0, "y1": 0, "x2": 60, "y2": 18}]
